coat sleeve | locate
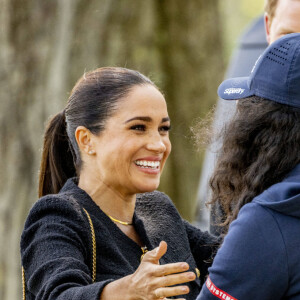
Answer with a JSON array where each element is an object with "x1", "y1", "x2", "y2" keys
[
  {"x1": 196, "y1": 203, "x2": 289, "y2": 300},
  {"x1": 183, "y1": 220, "x2": 220, "y2": 284},
  {"x1": 20, "y1": 196, "x2": 113, "y2": 300}
]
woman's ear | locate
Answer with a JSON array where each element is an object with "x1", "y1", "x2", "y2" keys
[{"x1": 75, "y1": 126, "x2": 94, "y2": 155}]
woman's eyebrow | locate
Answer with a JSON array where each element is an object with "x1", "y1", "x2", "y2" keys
[
  {"x1": 125, "y1": 116, "x2": 151, "y2": 123},
  {"x1": 124, "y1": 116, "x2": 170, "y2": 123}
]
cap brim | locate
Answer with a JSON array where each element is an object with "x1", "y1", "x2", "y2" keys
[{"x1": 217, "y1": 77, "x2": 255, "y2": 100}]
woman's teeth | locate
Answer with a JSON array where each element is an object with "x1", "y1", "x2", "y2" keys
[{"x1": 135, "y1": 160, "x2": 160, "y2": 169}]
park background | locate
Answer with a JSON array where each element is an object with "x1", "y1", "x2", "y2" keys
[{"x1": 0, "y1": 0, "x2": 264, "y2": 298}]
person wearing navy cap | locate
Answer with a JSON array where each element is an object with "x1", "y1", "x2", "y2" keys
[{"x1": 196, "y1": 33, "x2": 300, "y2": 299}]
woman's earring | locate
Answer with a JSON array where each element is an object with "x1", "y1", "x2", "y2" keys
[{"x1": 88, "y1": 149, "x2": 95, "y2": 155}]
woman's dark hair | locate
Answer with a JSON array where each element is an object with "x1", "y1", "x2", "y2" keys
[
  {"x1": 39, "y1": 67, "x2": 155, "y2": 197},
  {"x1": 209, "y1": 96, "x2": 300, "y2": 234}
]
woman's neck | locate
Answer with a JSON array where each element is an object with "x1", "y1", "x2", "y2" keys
[{"x1": 78, "y1": 173, "x2": 136, "y2": 223}]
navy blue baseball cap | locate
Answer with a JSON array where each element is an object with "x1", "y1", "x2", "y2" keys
[{"x1": 218, "y1": 33, "x2": 300, "y2": 108}]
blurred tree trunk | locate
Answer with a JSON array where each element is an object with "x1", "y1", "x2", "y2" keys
[
  {"x1": 154, "y1": 0, "x2": 224, "y2": 219},
  {"x1": 0, "y1": 1, "x2": 79, "y2": 298},
  {"x1": 0, "y1": 0, "x2": 223, "y2": 298}
]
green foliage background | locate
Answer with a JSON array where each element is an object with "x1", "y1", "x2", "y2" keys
[{"x1": 222, "y1": 0, "x2": 264, "y2": 61}]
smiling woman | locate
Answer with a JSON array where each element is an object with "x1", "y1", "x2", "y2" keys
[
  {"x1": 77, "y1": 84, "x2": 171, "y2": 198},
  {"x1": 20, "y1": 67, "x2": 219, "y2": 300}
]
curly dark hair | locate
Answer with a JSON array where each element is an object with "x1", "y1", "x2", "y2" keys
[{"x1": 209, "y1": 96, "x2": 300, "y2": 234}]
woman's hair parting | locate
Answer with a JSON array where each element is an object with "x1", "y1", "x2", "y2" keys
[
  {"x1": 209, "y1": 96, "x2": 300, "y2": 234},
  {"x1": 39, "y1": 67, "x2": 155, "y2": 197}
]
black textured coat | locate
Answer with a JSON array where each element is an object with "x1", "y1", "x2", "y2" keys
[{"x1": 21, "y1": 178, "x2": 218, "y2": 300}]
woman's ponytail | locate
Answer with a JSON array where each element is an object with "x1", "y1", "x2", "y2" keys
[{"x1": 38, "y1": 110, "x2": 76, "y2": 197}]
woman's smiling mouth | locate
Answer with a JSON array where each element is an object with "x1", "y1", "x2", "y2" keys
[{"x1": 134, "y1": 160, "x2": 160, "y2": 169}]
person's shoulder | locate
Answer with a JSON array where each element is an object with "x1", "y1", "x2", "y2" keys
[
  {"x1": 225, "y1": 202, "x2": 286, "y2": 249},
  {"x1": 136, "y1": 190, "x2": 181, "y2": 218},
  {"x1": 237, "y1": 201, "x2": 277, "y2": 224},
  {"x1": 33, "y1": 192, "x2": 82, "y2": 213},
  {"x1": 230, "y1": 202, "x2": 278, "y2": 233},
  {"x1": 24, "y1": 192, "x2": 85, "y2": 228},
  {"x1": 137, "y1": 190, "x2": 174, "y2": 207},
  {"x1": 201, "y1": 202, "x2": 289, "y2": 300}
]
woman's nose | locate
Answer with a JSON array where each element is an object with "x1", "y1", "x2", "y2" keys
[{"x1": 146, "y1": 134, "x2": 167, "y2": 153}]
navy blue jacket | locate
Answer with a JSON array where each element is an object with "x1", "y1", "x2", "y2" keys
[
  {"x1": 197, "y1": 164, "x2": 300, "y2": 300},
  {"x1": 21, "y1": 178, "x2": 218, "y2": 300}
]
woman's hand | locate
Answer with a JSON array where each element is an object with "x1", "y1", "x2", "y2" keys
[
  {"x1": 129, "y1": 241, "x2": 196, "y2": 299},
  {"x1": 100, "y1": 241, "x2": 196, "y2": 300}
]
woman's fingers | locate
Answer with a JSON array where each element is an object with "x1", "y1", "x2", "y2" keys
[
  {"x1": 153, "y1": 262, "x2": 190, "y2": 276},
  {"x1": 154, "y1": 270, "x2": 196, "y2": 288},
  {"x1": 142, "y1": 241, "x2": 167, "y2": 264},
  {"x1": 155, "y1": 285, "x2": 190, "y2": 298}
]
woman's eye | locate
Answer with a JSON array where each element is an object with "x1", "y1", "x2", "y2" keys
[
  {"x1": 130, "y1": 124, "x2": 146, "y2": 131},
  {"x1": 159, "y1": 125, "x2": 171, "y2": 133}
]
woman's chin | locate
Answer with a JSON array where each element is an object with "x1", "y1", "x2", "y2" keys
[{"x1": 136, "y1": 182, "x2": 160, "y2": 193}]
